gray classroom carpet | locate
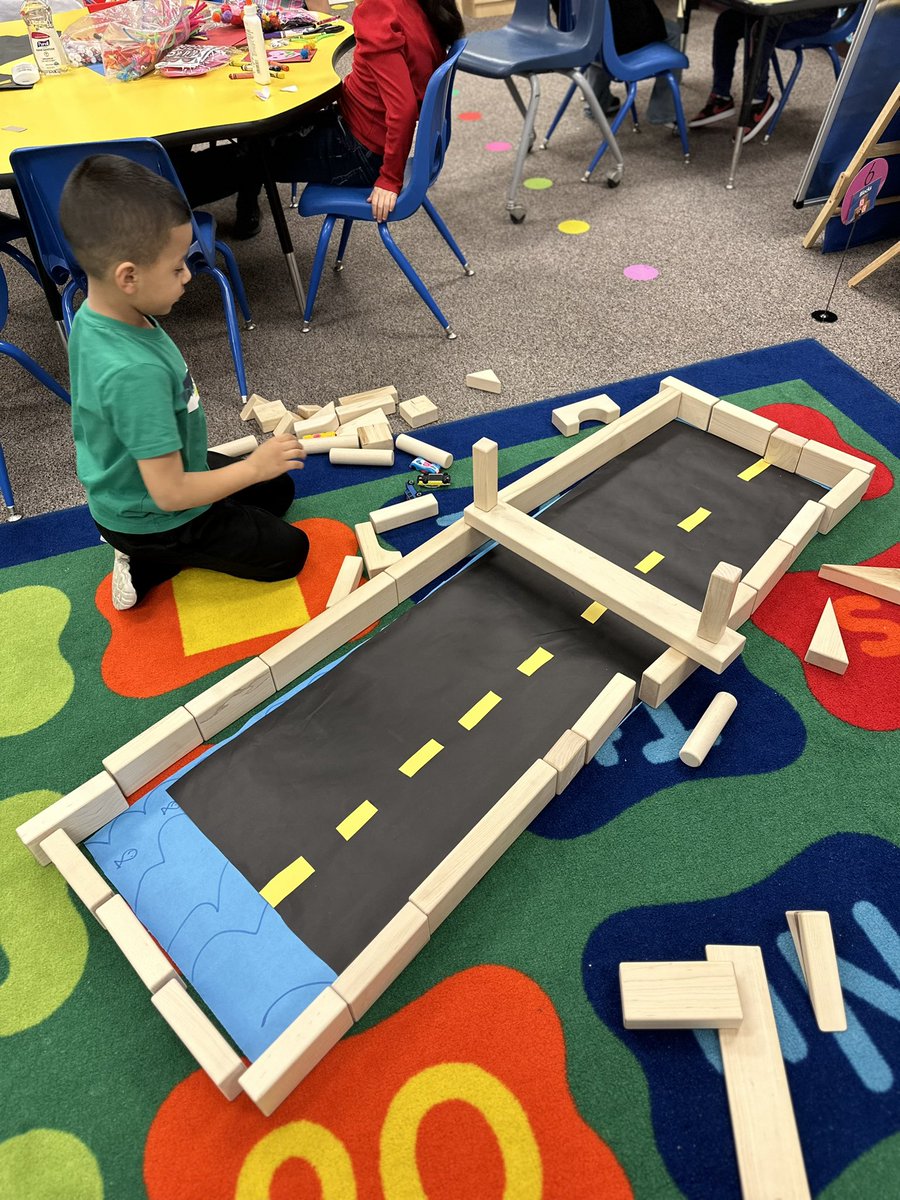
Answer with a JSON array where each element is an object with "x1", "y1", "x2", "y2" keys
[{"x1": 1, "y1": 2, "x2": 897, "y2": 520}]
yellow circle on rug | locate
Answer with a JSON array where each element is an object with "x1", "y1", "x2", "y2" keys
[{"x1": 558, "y1": 219, "x2": 590, "y2": 235}]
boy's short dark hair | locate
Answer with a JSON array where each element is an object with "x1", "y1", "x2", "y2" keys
[{"x1": 59, "y1": 155, "x2": 192, "y2": 279}]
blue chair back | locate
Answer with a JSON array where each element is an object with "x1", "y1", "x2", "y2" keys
[
  {"x1": 599, "y1": 0, "x2": 626, "y2": 77},
  {"x1": 395, "y1": 38, "x2": 467, "y2": 218}
]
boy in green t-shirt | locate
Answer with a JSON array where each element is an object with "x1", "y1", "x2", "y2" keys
[{"x1": 61, "y1": 155, "x2": 309, "y2": 611}]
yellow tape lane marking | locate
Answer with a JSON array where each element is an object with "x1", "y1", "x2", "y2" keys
[
  {"x1": 677, "y1": 507, "x2": 711, "y2": 532},
  {"x1": 336, "y1": 800, "x2": 378, "y2": 841},
  {"x1": 581, "y1": 601, "x2": 607, "y2": 623},
  {"x1": 399, "y1": 739, "x2": 444, "y2": 778},
  {"x1": 517, "y1": 647, "x2": 554, "y2": 676},
  {"x1": 738, "y1": 459, "x2": 770, "y2": 481},
  {"x1": 459, "y1": 691, "x2": 502, "y2": 730},
  {"x1": 634, "y1": 551, "x2": 665, "y2": 574},
  {"x1": 260, "y1": 855, "x2": 315, "y2": 908}
]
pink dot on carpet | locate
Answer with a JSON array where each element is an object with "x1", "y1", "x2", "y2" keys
[
  {"x1": 623, "y1": 264, "x2": 659, "y2": 281},
  {"x1": 485, "y1": 141, "x2": 513, "y2": 152},
  {"x1": 459, "y1": 111, "x2": 482, "y2": 121}
]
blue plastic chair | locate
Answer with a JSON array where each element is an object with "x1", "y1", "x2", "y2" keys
[
  {"x1": 297, "y1": 40, "x2": 472, "y2": 339},
  {"x1": 459, "y1": 0, "x2": 623, "y2": 222},
  {"x1": 767, "y1": 6, "x2": 862, "y2": 143},
  {"x1": 11, "y1": 139, "x2": 254, "y2": 399},
  {"x1": 543, "y1": 0, "x2": 690, "y2": 179}
]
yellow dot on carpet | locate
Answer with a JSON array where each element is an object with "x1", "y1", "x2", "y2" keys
[
  {"x1": 524, "y1": 177, "x2": 553, "y2": 190},
  {"x1": 558, "y1": 220, "x2": 590, "y2": 235}
]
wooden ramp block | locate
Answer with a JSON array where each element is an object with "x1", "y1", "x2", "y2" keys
[
  {"x1": 370, "y1": 494, "x2": 439, "y2": 535},
  {"x1": 662, "y1": 376, "x2": 720, "y2": 431},
  {"x1": 102, "y1": 708, "x2": 203, "y2": 798},
  {"x1": 355, "y1": 522, "x2": 402, "y2": 578},
  {"x1": 332, "y1": 902, "x2": 429, "y2": 1021},
  {"x1": 326, "y1": 555, "x2": 364, "y2": 608},
  {"x1": 708, "y1": 401, "x2": 778, "y2": 456},
  {"x1": 472, "y1": 438, "x2": 498, "y2": 511},
  {"x1": 253, "y1": 401, "x2": 289, "y2": 434},
  {"x1": 240, "y1": 986, "x2": 353, "y2": 1116},
  {"x1": 398, "y1": 395, "x2": 439, "y2": 429},
  {"x1": 764, "y1": 428, "x2": 807, "y2": 473},
  {"x1": 796, "y1": 439, "x2": 874, "y2": 488},
  {"x1": 239, "y1": 393, "x2": 267, "y2": 422},
  {"x1": 273, "y1": 410, "x2": 297, "y2": 437},
  {"x1": 358, "y1": 421, "x2": 394, "y2": 451},
  {"x1": 679, "y1": 692, "x2": 738, "y2": 768},
  {"x1": 411, "y1": 759, "x2": 557, "y2": 934},
  {"x1": 339, "y1": 407, "x2": 390, "y2": 433},
  {"x1": 743, "y1": 539, "x2": 795, "y2": 611},
  {"x1": 384, "y1": 521, "x2": 487, "y2": 603},
  {"x1": 466, "y1": 369, "x2": 501, "y2": 394},
  {"x1": 543, "y1": 729, "x2": 588, "y2": 794},
  {"x1": 337, "y1": 385, "x2": 398, "y2": 407},
  {"x1": 208, "y1": 435, "x2": 258, "y2": 458},
  {"x1": 620, "y1": 960, "x2": 743, "y2": 1029},
  {"x1": 778, "y1": 500, "x2": 825, "y2": 564},
  {"x1": 298, "y1": 431, "x2": 359, "y2": 454},
  {"x1": 152, "y1": 978, "x2": 245, "y2": 1100},
  {"x1": 293, "y1": 404, "x2": 323, "y2": 420},
  {"x1": 17, "y1": 771, "x2": 127, "y2": 865},
  {"x1": 706, "y1": 944, "x2": 811, "y2": 1200},
  {"x1": 786, "y1": 910, "x2": 846, "y2": 1032},
  {"x1": 572, "y1": 673, "x2": 635, "y2": 759},
  {"x1": 40, "y1": 829, "x2": 113, "y2": 917},
  {"x1": 96, "y1": 895, "x2": 180, "y2": 993},
  {"x1": 293, "y1": 403, "x2": 339, "y2": 438},
  {"x1": 551, "y1": 393, "x2": 620, "y2": 436},
  {"x1": 330, "y1": 448, "x2": 394, "y2": 468},
  {"x1": 185, "y1": 657, "x2": 276, "y2": 740},
  {"x1": 803, "y1": 599, "x2": 848, "y2": 674},
  {"x1": 394, "y1": 434, "x2": 453, "y2": 469},
  {"x1": 818, "y1": 564, "x2": 900, "y2": 606},
  {"x1": 819, "y1": 468, "x2": 869, "y2": 533},
  {"x1": 698, "y1": 562, "x2": 743, "y2": 643}
]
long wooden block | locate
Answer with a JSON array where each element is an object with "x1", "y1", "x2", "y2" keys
[
  {"x1": 464, "y1": 501, "x2": 745, "y2": 673},
  {"x1": 795, "y1": 439, "x2": 874, "y2": 487},
  {"x1": 354, "y1": 521, "x2": 402, "y2": 577},
  {"x1": 336, "y1": 393, "x2": 398, "y2": 423},
  {"x1": 662, "y1": 376, "x2": 720, "y2": 431},
  {"x1": 543, "y1": 729, "x2": 588, "y2": 794},
  {"x1": 240, "y1": 986, "x2": 353, "y2": 1116},
  {"x1": 337, "y1": 385, "x2": 398, "y2": 407},
  {"x1": 786, "y1": 910, "x2": 846, "y2": 1032},
  {"x1": 551, "y1": 393, "x2": 620, "y2": 436},
  {"x1": 804, "y1": 599, "x2": 848, "y2": 674},
  {"x1": 698, "y1": 563, "x2": 743, "y2": 643},
  {"x1": 40, "y1": 829, "x2": 114, "y2": 916},
  {"x1": 358, "y1": 422, "x2": 394, "y2": 451},
  {"x1": 326, "y1": 555, "x2": 364, "y2": 608},
  {"x1": 152, "y1": 978, "x2": 245, "y2": 1100},
  {"x1": 370, "y1": 494, "x2": 439, "y2": 534},
  {"x1": 639, "y1": 648, "x2": 698, "y2": 708},
  {"x1": 395, "y1": 434, "x2": 453, "y2": 469},
  {"x1": 339, "y1": 407, "x2": 390, "y2": 433},
  {"x1": 260, "y1": 574, "x2": 399, "y2": 691},
  {"x1": 332, "y1": 902, "x2": 429, "y2": 1021},
  {"x1": 730, "y1": 581, "x2": 758, "y2": 628},
  {"x1": 185, "y1": 658, "x2": 276, "y2": 740},
  {"x1": 384, "y1": 520, "x2": 487, "y2": 603},
  {"x1": 293, "y1": 403, "x2": 339, "y2": 438},
  {"x1": 208, "y1": 435, "x2": 258, "y2": 458},
  {"x1": 330, "y1": 448, "x2": 394, "y2": 467},
  {"x1": 818, "y1": 564, "x2": 900, "y2": 606},
  {"x1": 764, "y1": 428, "x2": 807, "y2": 473},
  {"x1": 620, "y1": 960, "x2": 743, "y2": 1029},
  {"x1": 472, "y1": 438, "x2": 498, "y2": 511},
  {"x1": 679, "y1": 692, "x2": 738, "y2": 767},
  {"x1": 398, "y1": 395, "x2": 439, "y2": 429},
  {"x1": 17, "y1": 771, "x2": 128, "y2": 865},
  {"x1": 572, "y1": 673, "x2": 636, "y2": 759},
  {"x1": 410, "y1": 759, "x2": 557, "y2": 934},
  {"x1": 706, "y1": 944, "x2": 811, "y2": 1200},
  {"x1": 102, "y1": 708, "x2": 203, "y2": 798},
  {"x1": 743, "y1": 540, "x2": 795, "y2": 611},
  {"x1": 819, "y1": 468, "x2": 869, "y2": 533},
  {"x1": 708, "y1": 401, "x2": 778, "y2": 456},
  {"x1": 96, "y1": 895, "x2": 181, "y2": 993},
  {"x1": 778, "y1": 500, "x2": 825, "y2": 564},
  {"x1": 298, "y1": 431, "x2": 359, "y2": 454}
]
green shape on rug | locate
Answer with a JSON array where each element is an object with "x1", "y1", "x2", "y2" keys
[
  {"x1": 0, "y1": 793, "x2": 88, "y2": 1037},
  {"x1": 0, "y1": 1129, "x2": 102, "y2": 1200},
  {"x1": 0, "y1": 588, "x2": 74, "y2": 738}
]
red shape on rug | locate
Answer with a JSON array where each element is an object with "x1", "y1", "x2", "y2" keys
[
  {"x1": 144, "y1": 965, "x2": 633, "y2": 1200},
  {"x1": 754, "y1": 403, "x2": 892, "y2": 499},
  {"x1": 753, "y1": 545, "x2": 900, "y2": 731},
  {"x1": 96, "y1": 519, "x2": 361, "y2": 698}
]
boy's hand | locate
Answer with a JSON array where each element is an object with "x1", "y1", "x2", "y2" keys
[
  {"x1": 249, "y1": 434, "x2": 306, "y2": 482},
  {"x1": 367, "y1": 186, "x2": 397, "y2": 223}
]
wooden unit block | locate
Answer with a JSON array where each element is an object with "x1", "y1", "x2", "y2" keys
[
  {"x1": 410, "y1": 759, "x2": 557, "y2": 934},
  {"x1": 330, "y1": 448, "x2": 394, "y2": 467},
  {"x1": 40, "y1": 829, "x2": 114, "y2": 916},
  {"x1": 778, "y1": 500, "x2": 825, "y2": 564},
  {"x1": 332, "y1": 902, "x2": 429, "y2": 1021},
  {"x1": 679, "y1": 692, "x2": 738, "y2": 767},
  {"x1": 358, "y1": 421, "x2": 394, "y2": 451},
  {"x1": 240, "y1": 986, "x2": 353, "y2": 1116},
  {"x1": 326, "y1": 555, "x2": 364, "y2": 608},
  {"x1": 472, "y1": 438, "x2": 498, "y2": 510},
  {"x1": 572, "y1": 673, "x2": 636, "y2": 759},
  {"x1": 466, "y1": 369, "x2": 501, "y2": 394},
  {"x1": 803, "y1": 599, "x2": 848, "y2": 675},
  {"x1": 17, "y1": 771, "x2": 127, "y2": 865},
  {"x1": 336, "y1": 392, "x2": 398, "y2": 424},
  {"x1": 706, "y1": 944, "x2": 811, "y2": 1200},
  {"x1": 384, "y1": 520, "x2": 487, "y2": 603},
  {"x1": 764, "y1": 428, "x2": 807, "y2": 472},
  {"x1": 464, "y1": 501, "x2": 745, "y2": 673},
  {"x1": 102, "y1": 708, "x2": 203, "y2": 798},
  {"x1": 261, "y1": 574, "x2": 399, "y2": 691},
  {"x1": 252, "y1": 401, "x2": 288, "y2": 434},
  {"x1": 698, "y1": 562, "x2": 743, "y2": 643},
  {"x1": 185, "y1": 657, "x2": 276, "y2": 740},
  {"x1": 273, "y1": 410, "x2": 297, "y2": 437},
  {"x1": 551, "y1": 393, "x2": 620, "y2": 436},
  {"x1": 354, "y1": 522, "x2": 403, "y2": 578},
  {"x1": 208, "y1": 435, "x2": 257, "y2": 458},
  {"x1": 298, "y1": 431, "x2": 359, "y2": 454},
  {"x1": 293, "y1": 403, "x2": 339, "y2": 438},
  {"x1": 743, "y1": 540, "x2": 795, "y2": 611},
  {"x1": 398, "y1": 395, "x2": 439, "y2": 429},
  {"x1": 662, "y1": 375, "x2": 720, "y2": 431},
  {"x1": 239, "y1": 393, "x2": 267, "y2": 422},
  {"x1": 730, "y1": 581, "x2": 758, "y2": 629},
  {"x1": 369, "y1": 494, "x2": 439, "y2": 535},
  {"x1": 796, "y1": 439, "x2": 875, "y2": 488},
  {"x1": 394, "y1": 434, "x2": 453, "y2": 469},
  {"x1": 96, "y1": 895, "x2": 180, "y2": 993},
  {"x1": 786, "y1": 910, "x2": 846, "y2": 1032},
  {"x1": 152, "y1": 978, "x2": 245, "y2": 1100},
  {"x1": 337, "y1": 385, "x2": 398, "y2": 407},
  {"x1": 293, "y1": 404, "x2": 323, "y2": 420},
  {"x1": 339, "y1": 407, "x2": 390, "y2": 434},
  {"x1": 620, "y1": 960, "x2": 743, "y2": 1029},
  {"x1": 639, "y1": 649, "x2": 698, "y2": 708},
  {"x1": 708, "y1": 401, "x2": 778, "y2": 456},
  {"x1": 818, "y1": 564, "x2": 900, "y2": 606},
  {"x1": 819, "y1": 468, "x2": 869, "y2": 533},
  {"x1": 543, "y1": 729, "x2": 588, "y2": 794}
]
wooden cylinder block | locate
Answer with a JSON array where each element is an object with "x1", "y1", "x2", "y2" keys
[
  {"x1": 329, "y1": 448, "x2": 395, "y2": 467},
  {"x1": 208, "y1": 436, "x2": 258, "y2": 458},
  {"x1": 395, "y1": 434, "x2": 453, "y2": 469},
  {"x1": 679, "y1": 692, "x2": 738, "y2": 768}
]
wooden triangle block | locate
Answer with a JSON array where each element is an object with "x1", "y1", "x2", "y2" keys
[
  {"x1": 804, "y1": 599, "x2": 848, "y2": 674},
  {"x1": 466, "y1": 369, "x2": 501, "y2": 394},
  {"x1": 818, "y1": 564, "x2": 900, "y2": 607},
  {"x1": 786, "y1": 910, "x2": 847, "y2": 1032}
]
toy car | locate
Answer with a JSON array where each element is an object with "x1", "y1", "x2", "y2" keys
[{"x1": 415, "y1": 470, "x2": 452, "y2": 490}]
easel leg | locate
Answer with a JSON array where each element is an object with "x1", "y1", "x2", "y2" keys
[{"x1": 848, "y1": 238, "x2": 900, "y2": 288}]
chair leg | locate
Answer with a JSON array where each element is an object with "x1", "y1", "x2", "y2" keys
[
  {"x1": 422, "y1": 196, "x2": 474, "y2": 275},
  {"x1": 376, "y1": 222, "x2": 456, "y2": 338},
  {"x1": 0, "y1": 436, "x2": 16, "y2": 518},
  {"x1": 1, "y1": 340, "x2": 70, "y2": 405},
  {"x1": 289, "y1": 182, "x2": 299, "y2": 209},
  {"x1": 663, "y1": 72, "x2": 691, "y2": 162},
  {"x1": 303, "y1": 216, "x2": 338, "y2": 332},
  {"x1": 771, "y1": 51, "x2": 785, "y2": 94},
  {"x1": 575, "y1": 71, "x2": 626, "y2": 184},
  {"x1": 505, "y1": 74, "x2": 541, "y2": 221},
  {"x1": 62, "y1": 281, "x2": 78, "y2": 334},
  {"x1": 214, "y1": 239, "x2": 254, "y2": 329},
  {"x1": 764, "y1": 49, "x2": 803, "y2": 143},
  {"x1": 541, "y1": 80, "x2": 578, "y2": 149},
  {"x1": 0, "y1": 243, "x2": 40, "y2": 285},
  {"x1": 196, "y1": 266, "x2": 249, "y2": 400},
  {"x1": 826, "y1": 46, "x2": 842, "y2": 79},
  {"x1": 335, "y1": 219, "x2": 354, "y2": 271}
]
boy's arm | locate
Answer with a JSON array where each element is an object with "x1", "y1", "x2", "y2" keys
[{"x1": 138, "y1": 435, "x2": 305, "y2": 512}]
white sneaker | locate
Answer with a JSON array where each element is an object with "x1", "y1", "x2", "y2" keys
[{"x1": 112, "y1": 549, "x2": 138, "y2": 611}]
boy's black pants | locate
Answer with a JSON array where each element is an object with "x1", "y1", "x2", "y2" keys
[{"x1": 96, "y1": 453, "x2": 310, "y2": 603}]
